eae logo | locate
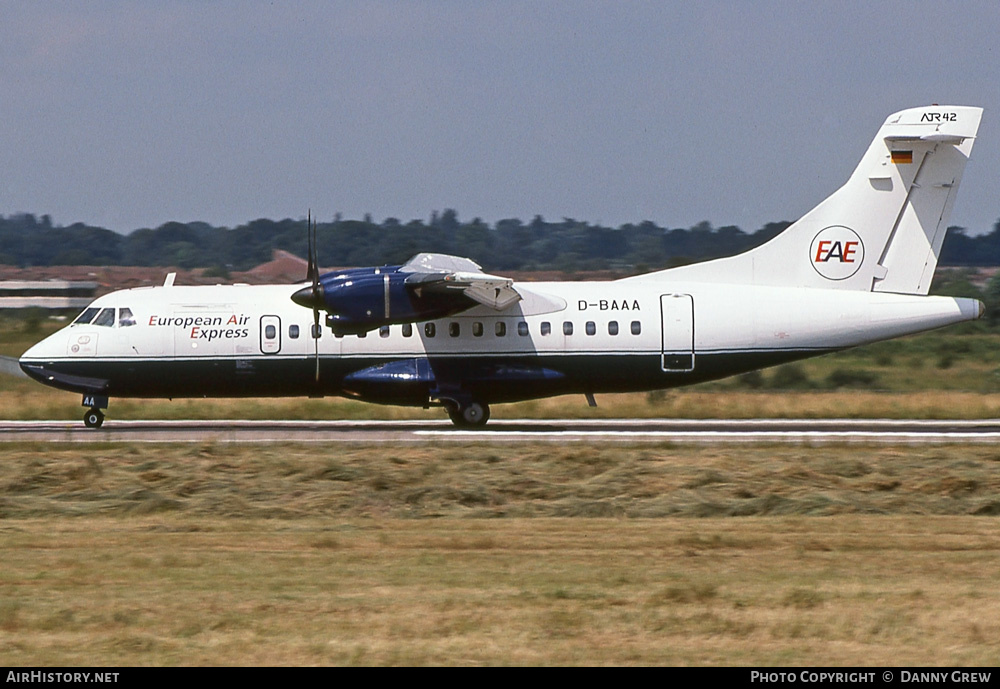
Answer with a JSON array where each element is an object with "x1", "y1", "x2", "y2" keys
[{"x1": 809, "y1": 226, "x2": 864, "y2": 280}]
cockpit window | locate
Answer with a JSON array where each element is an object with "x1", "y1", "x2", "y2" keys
[
  {"x1": 92, "y1": 308, "x2": 116, "y2": 327},
  {"x1": 118, "y1": 308, "x2": 136, "y2": 327},
  {"x1": 73, "y1": 307, "x2": 99, "y2": 325}
]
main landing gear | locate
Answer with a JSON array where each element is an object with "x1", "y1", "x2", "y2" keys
[{"x1": 445, "y1": 399, "x2": 490, "y2": 428}]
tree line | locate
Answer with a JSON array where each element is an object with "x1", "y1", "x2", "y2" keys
[{"x1": 1, "y1": 210, "x2": 998, "y2": 274}]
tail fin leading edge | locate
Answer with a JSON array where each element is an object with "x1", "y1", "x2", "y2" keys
[{"x1": 634, "y1": 105, "x2": 983, "y2": 294}]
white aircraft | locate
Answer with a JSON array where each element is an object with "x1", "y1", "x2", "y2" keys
[{"x1": 20, "y1": 105, "x2": 985, "y2": 428}]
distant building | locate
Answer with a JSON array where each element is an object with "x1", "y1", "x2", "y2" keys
[{"x1": 0, "y1": 280, "x2": 98, "y2": 309}]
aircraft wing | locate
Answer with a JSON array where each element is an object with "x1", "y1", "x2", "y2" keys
[{"x1": 399, "y1": 253, "x2": 522, "y2": 310}]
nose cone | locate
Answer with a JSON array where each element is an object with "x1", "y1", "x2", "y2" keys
[
  {"x1": 291, "y1": 284, "x2": 325, "y2": 310},
  {"x1": 20, "y1": 326, "x2": 73, "y2": 360},
  {"x1": 19, "y1": 331, "x2": 109, "y2": 393},
  {"x1": 19, "y1": 336, "x2": 56, "y2": 382},
  {"x1": 20, "y1": 337, "x2": 50, "y2": 366},
  {"x1": 19, "y1": 359, "x2": 45, "y2": 383}
]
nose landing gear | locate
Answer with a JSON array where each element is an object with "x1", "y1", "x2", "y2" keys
[
  {"x1": 83, "y1": 408, "x2": 105, "y2": 428},
  {"x1": 82, "y1": 393, "x2": 109, "y2": 429}
]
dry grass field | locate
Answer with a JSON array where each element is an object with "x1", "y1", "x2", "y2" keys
[
  {"x1": 0, "y1": 442, "x2": 999, "y2": 666},
  {"x1": 2, "y1": 515, "x2": 999, "y2": 666}
]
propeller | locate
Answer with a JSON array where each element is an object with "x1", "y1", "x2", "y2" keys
[{"x1": 304, "y1": 211, "x2": 321, "y2": 382}]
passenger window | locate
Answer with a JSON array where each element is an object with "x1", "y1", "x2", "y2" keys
[
  {"x1": 93, "y1": 308, "x2": 115, "y2": 327},
  {"x1": 357, "y1": 330, "x2": 367, "y2": 338},
  {"x1": 118, "y1": 308, "x2": 136, "y2": 327},
  {"x1": 541, "y1": 322, "x2": 551, "y2": 336},
  {"x1": 586, "y1": 321, "x2": 596, "y2": 336},
  {"x1": 379, "y1": 326, "x2": 390, "y2": 338},
  {"x1": 402, "y1": 323, "x2": 412, "y2": 337},
  {"x1": 289, "y1": 324, "x2": 300, "y2": 339},
  {"x1": 631, "y1": 320, "x2": 641, "y2": 335},
  {"x1": 473, "y1": 322, "x2": 483, "y2": 337},
  {"x1": 265, "y1": 324, "x2": 277, "y2": 339},
  {"x1": 608, "y1": 321, "x2": 619, "y2": 336},
  {"x1": 73, "y1": 307, "x2": 99, "y2": 325},
  {"x1": 449, "y1": 322, "x2": 460, "y2": 337},
  {"x1": 425, "y1": 323, "x2": 436, "y2": 337},
  {"x1": 563, "y1": 321, "x2": 573, "y2": 336},
  {"x1": 313, "y1": 324, "x2": 323, "y2": 339},
  {"x1": 495, "y1": 322, "x2": 506, "y2": 337},
  {"x1": 518, "y1": 321, "x2": 529, "y2": 336}
]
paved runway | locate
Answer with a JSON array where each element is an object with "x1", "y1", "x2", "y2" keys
[{"x1": 3, "y1": 418, "x2": 1000, "y2": 443}]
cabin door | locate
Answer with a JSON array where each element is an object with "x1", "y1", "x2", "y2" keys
[{"x1": 660, "y1": 294, "x2": 694, "y2": 372}]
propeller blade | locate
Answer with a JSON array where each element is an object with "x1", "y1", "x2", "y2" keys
[
  {"x1": 306, "y1": 210, "x2": 317, "y2": 284},
  {"x1": 314, "y1": 305, "x2": 320, "y2": 383},
  {"x1": 311, "y1": 214, "x2": 320, "y2": 383}
]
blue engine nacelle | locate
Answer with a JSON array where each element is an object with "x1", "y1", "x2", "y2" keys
[{"x1": 291, "y1": 266, "x2": 474, "y2": 334}]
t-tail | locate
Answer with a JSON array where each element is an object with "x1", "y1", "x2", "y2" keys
[{"x1": 632, "y1": 105, "x2": 983, "y2": 295}]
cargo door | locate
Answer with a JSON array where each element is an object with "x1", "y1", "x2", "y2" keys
[{"x1": 660, "y1": 294, "x2": 694, "y2": 372}]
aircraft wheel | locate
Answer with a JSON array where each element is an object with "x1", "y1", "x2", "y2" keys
[
  {"x1": 83, "y1": 408, "x2": 104, "y2": 429},
  {"x1": 448, "y1": 401, "x2": 490, "y2": 427}
]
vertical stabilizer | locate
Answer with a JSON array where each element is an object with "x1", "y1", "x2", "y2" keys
[{"x1": 630, "y1": 106, "x2": 982, "y2": 294}]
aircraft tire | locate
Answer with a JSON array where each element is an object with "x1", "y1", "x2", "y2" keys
[
  {"x1": 447, "y1": 401, "x2": 490, "y2": 427},
  {"x1": 83, "y1": 408, "x2": 104, "y2": 429}
]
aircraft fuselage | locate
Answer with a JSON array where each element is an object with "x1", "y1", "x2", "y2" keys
[{"x1": 19, "y1": 279, "x2": 981, "y2": 409}]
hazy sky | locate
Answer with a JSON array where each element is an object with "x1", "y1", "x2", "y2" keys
[{"x1": 3, "y1": 1, "x2": 999, "y2": 235}]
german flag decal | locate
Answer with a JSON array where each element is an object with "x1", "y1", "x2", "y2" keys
[{"x1": 891, "y1": 150, "x2": 913, "y2": 164}]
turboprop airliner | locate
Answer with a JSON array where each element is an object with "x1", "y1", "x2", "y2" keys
[{"x1": 19, "y1": 105, "x2": 986, "y2": 428}]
